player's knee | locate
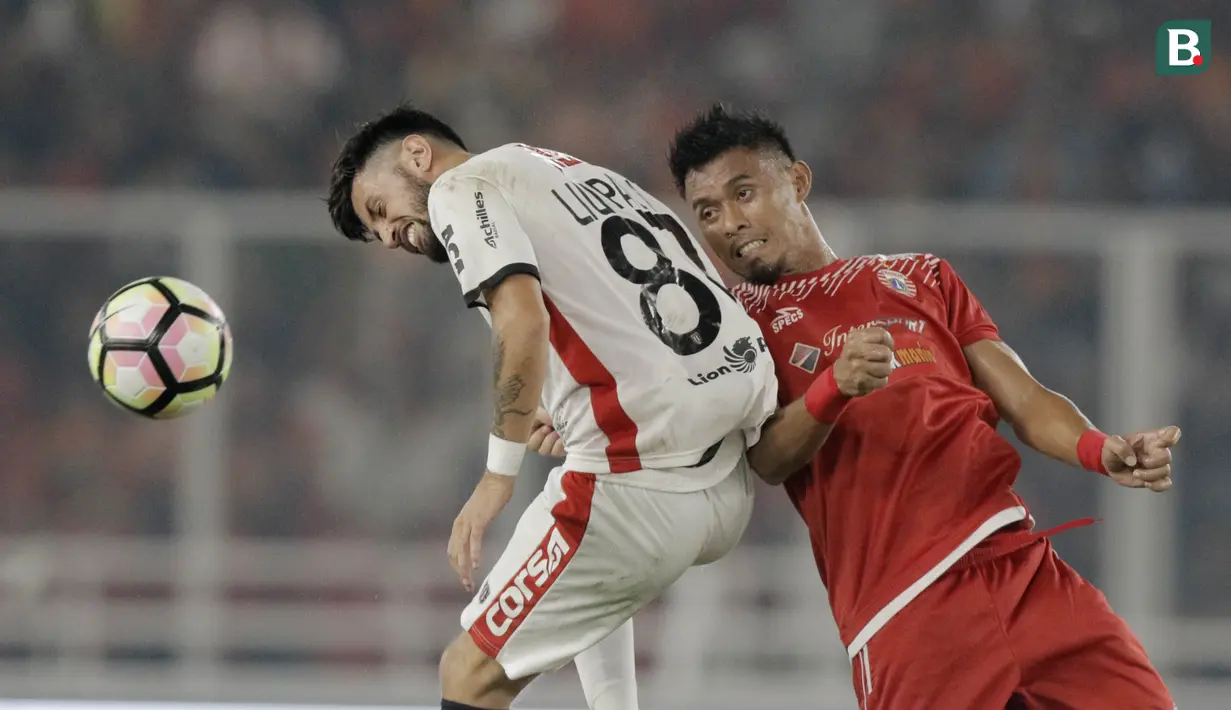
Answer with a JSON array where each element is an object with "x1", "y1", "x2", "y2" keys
[{"x1": 439, "y1": 633, "x2": 519, "y2": 707}]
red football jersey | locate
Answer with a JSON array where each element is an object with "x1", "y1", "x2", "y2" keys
[{"x1": 735, "y1": 254, "x2": 1030, "y2": 659}]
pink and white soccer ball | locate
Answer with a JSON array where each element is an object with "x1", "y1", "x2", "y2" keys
[{"x1": 88, "y1": 277, "x2": 233, "y2": 419}]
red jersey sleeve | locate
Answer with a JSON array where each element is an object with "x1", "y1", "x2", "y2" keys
[{"x1": 937, "y1": 259, "x2": 1000, "y2": 346}]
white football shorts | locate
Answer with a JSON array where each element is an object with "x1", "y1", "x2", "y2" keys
[{"x1": 459, "y1": 456, "x2": 755, "y2": 679}]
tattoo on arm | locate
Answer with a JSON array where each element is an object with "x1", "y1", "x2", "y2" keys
[{"x1": 492, "y1": 334, "x2": 533, "y2": 438}]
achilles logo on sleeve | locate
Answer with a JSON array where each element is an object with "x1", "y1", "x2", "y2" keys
[{"x1": 474, "y1": 191, "x2": 499, "y2": 248}]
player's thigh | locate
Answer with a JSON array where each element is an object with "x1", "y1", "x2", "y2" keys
[
  {"x1": 853, "y1": 567, "x2": 1019, "y2": 710},
  {"x1": 1009, "y1": 544, "x2": 1174, "y2": 710},
  {"x1": 695, "y1": 456, "x2": 755, "y2": 566},
  {"x1": 461, "y1": 468, "x2": 705, "y2": 680}
]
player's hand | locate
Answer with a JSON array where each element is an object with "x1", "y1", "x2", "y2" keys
[
  {"x1": 448, "y1": 472, "x2": 516, "y2": 593},
  {"x1": 833, "y1": 327, "x2": 895, "y2": 397},
  {"x1": 526, "y1": 407, "x2": 565, "y2": 458},
  {"x1": 1108, "y1": 426, "x2": 1181, "y2": 493}
]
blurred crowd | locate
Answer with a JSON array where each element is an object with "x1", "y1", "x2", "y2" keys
[
  {"x1": 0, "y1": 0, "x2": 1228, "y2": 617},
  {"x1": 1, "y1": 0, "x2": 1230, "y2": 201}
]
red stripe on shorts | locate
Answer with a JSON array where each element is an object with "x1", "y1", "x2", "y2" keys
[
  {"x1": 542, "y1": 295, "x2": 642, "y2": 472},
  {"x1": 468, "y1": 472, "x2": 597, "y2": 656}
]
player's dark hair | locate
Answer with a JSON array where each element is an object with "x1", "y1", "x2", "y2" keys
[
  {"x1": 327, "y1": 105, "x2": 468, "y2": 242},
  {"x1": 668, "y1": 103, "x2": 795, "y2": 196}
]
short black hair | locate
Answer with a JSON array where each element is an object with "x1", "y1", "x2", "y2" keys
[
  {"x1": 327, "y1": 105, "x2": 468, "y2": 242},
  {"x1": 668, "y1": 103, "x2": 795, "y2": 196}
]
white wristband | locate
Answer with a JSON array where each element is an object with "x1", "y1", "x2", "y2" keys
[{"x1": 486, "y1": 434, "x2": 526, "y2": 477}]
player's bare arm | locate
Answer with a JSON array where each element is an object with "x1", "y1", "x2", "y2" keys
[
  {"x1": 746, "y1": 400, "x2": 832, "y2": 485},
  {"x1": 964, "y1": 338, "x2": 1179, "y2": 492},
  {"x1": 448, "y1": 273, "x2": 549, "y2": 592},
  {"x1": 486, "y1": 272, "x2": 549, "y2": 445},
  {"x1": 749, "y1": 327, "x2": 895, "y2": 484}
]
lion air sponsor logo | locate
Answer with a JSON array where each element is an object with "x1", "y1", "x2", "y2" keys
[
  {"x1": 820, "y1": 317, "x2": 928, "y2": 357},
  {"x1": 689, "y1": 336, "x2": 768, "y2": 386},
  {"x1": 484, "y1": 526, "x2": 572, "y2": 638}
]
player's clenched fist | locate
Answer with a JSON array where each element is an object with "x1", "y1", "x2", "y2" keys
[
  {"x1": 1106, "y1": 425, "x2": 1181, "y2": 493},
  {"x1": 833, "y1": 327, "x2": 895, "y2": 397}
]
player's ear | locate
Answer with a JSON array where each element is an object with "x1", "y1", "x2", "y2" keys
[
  {"x1": 790, "y1": 160, "x2": 813, "y2": 202},
  {"x1": 400, "y1": 134, "x2": 433, "y2": 176}
]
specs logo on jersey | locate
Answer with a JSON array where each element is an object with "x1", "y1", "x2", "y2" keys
[
  {"x1": 770, "y1": 306, "x2": 805, "y2": 333},
  {"x1": 789, "y1": 343, "x2": 821, "y2": 373},
  {"x1": 439, "y1": 224, "x2": 465, "y2": 274},
  {"x1": 474, "y1": 191, "x2": 499, "y2": 248},
  {"x1": 688, "y1": 336, "x2": 768, "y2": 386},
  {"x1": 877, "y1": 269, "x2": 917, "y2": 298},
  {"x1": 484, "y1": 526, "x2": 572, "y2": 638}
]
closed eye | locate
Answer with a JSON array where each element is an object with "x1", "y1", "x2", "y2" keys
[{"x1": 364, "y1": 197, "x2": 387, "y2": 223}]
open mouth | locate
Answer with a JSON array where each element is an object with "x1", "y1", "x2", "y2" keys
[
  {"x1": 396, "y1": 225, "x2": 416, "y2": 253},
  {"x1": 735, "y1": 239, "x2": 766, "y2": 259}
]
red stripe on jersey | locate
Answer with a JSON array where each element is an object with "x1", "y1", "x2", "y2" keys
[
  {"x1": 468, "y1": 472, "x2": 596, "y2": 656},
  {"x1": 542, "y1": 295, "x2": 642, "y2": 472}
]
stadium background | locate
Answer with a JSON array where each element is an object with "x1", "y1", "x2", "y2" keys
[{"x1": 0, "y1": 0, "x2": 1228, "y2": 708}]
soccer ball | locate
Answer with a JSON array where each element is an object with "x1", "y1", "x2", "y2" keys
[{"x1": 88, "y1": 277, "x2": 233, "y2": 419}]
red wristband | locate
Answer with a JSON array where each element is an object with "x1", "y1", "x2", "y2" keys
[
  {"x1": 804, "y1": 367, "x2": 851, "y2": 424},
  {"x1": 1077, "y1": 429, "x2": 1110, "y2": 476}
]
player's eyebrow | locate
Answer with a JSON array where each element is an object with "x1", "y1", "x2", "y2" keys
[
  {"x1": 689, "y1": 195, "x2": 717, "y2": 211},
  {"x1": 689, "y1": 174, "x2": 755, "y2": 210}
]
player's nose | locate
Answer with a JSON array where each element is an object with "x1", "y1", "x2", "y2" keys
[{"x1": 719, "y1": 203, "x2": 751, "y2": 238}]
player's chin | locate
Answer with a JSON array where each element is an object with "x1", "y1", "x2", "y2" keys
[
  {"x1": 420, "y1": 236, "x2": 451, "y2": 264},
  {"x1": 743, "y1": 257, "x2": 785, "y2": 286}
]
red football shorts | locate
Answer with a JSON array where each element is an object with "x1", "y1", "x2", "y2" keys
[{"x1": 850, "y1": 537, "x2": 1174, "y2": 709}]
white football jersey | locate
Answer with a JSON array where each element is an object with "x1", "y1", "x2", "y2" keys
[{"x1": 427, "y1": 144, "x2": 778, "y2": 491}]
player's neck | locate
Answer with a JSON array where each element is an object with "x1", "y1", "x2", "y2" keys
[
  {"x1": 431, "y1": 150, "x2": 472, "y2": 180},
  {"x1": 781, "y1": 228, "x2": 838, "y2": 278}
]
